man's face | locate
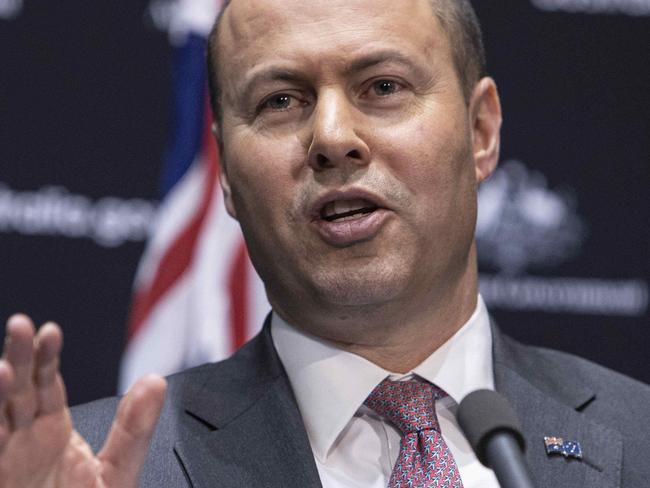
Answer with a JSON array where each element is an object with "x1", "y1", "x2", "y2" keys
[{"x1": 216, "y1": 0, "x2": 500, "y2": 329}]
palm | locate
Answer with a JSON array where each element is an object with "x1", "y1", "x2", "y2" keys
[
  {"x1": 1, "y1": 409, "x2": 71, "y2": 487},
  {"x1": 0, "y1": 315, "x2": 166, "y2": 488}
]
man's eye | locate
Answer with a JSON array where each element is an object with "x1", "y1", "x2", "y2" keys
[
  {"x1": 372, "y1": 80, "x2": 400, "y2": 96},
  {"x1": 262, "y1": 94, "x2": 293, "y2": 110}
]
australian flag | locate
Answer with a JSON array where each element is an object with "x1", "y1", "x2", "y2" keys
[{"x1": 544, "y1": 437, "x2": 583, "y2": 459}]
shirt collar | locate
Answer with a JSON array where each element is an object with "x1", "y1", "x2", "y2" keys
[
  {"x1": 270, "y1": 295, "x2": 494, "y2": 463},
  {"x1": 411, "y1": 296, "x2": 494, "y2": 404}
]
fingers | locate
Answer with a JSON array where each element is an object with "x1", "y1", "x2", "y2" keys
[
  {"x1": 0, "y1": 359, "x2": 14, "y2": 452},
  {"x1": 1, "y1": 315, "x2": 67, "y2": 433},
  {"x1": 3, "y1": 314, "x2": 37, "y2": 429},
  {"x1": 33, "y1": 322, "x2": 66, "y2": 415},
  {"x1": 98, "y1": 375, "x2": 167, "y2": 487}
]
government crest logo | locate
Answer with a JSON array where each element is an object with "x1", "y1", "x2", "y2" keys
[
  {"x1": 476, "y1": 160, "x2": 586, "y2": 275},
  {"x1": 476, "y1": 160, "x2": 647, "y2": 316}
]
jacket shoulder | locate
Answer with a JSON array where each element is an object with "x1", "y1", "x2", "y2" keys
[
  {"x1": 71, "y1": 326, "x2": 278, "y2": 452},
  {"x1": 70, "y1": 357, "x2": 246, "y2": 449},
  {"x1": 499, "y1": 333, "x2": 650, "y2": 450},
  {"x1": 503, "y1": 335, "x2": 650, "y2": 406}
]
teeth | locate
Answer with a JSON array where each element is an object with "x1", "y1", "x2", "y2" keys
[{"x1": 321, "y1": 198, "x2": 376, "y2": 220}]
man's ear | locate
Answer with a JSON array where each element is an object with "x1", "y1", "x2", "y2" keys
[
  {"x1": 469, "y1": 77, "x2": 502, "y2": 184},
  {"x1": 213, "y1": 121, "x2": 238, "y2": 220},
  {"x1": 219, "y1": 164, "x2": 238, "y2": 220}
]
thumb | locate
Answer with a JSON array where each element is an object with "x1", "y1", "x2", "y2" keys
[{"x1": 97, "y1": 375, "x2": 167, "y2": 487}]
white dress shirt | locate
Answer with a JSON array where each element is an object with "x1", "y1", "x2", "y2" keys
[{"x1": 271, "y1": 295, "x2": 501, "y2": 488}]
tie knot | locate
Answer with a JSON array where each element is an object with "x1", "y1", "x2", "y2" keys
[{"x1": 364, "y1": 379, "x2": 446, "y2": 435}]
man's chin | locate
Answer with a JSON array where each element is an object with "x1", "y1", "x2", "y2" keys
[{"x1": 310, "y1": 271, "x2": 408, "y2": 310}]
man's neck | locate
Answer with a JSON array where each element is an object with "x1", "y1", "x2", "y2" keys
[
  {"x1": 321, "y1": 289, "x2": 477, "y2": 373},
  {"x1": 271, "y1": 269, "x2": 479, "y2": 373}
]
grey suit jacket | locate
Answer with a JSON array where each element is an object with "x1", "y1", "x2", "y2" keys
[{"x1": 73, "y1": 321, "x2": 650, "y2": 487}]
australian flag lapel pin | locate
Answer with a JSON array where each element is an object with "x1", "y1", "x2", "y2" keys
[{"x1": 544, "y1": 436, "x2": 583, "y2": 460}]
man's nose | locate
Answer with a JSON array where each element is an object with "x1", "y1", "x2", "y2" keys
[{"x1": 307, "y1": 91, "x2": 370, "y2": 171}]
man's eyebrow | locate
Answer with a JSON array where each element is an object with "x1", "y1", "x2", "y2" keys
[
  {"x1": 238, "y1": 68, "x2": 305, "y2": 104},
  {"x1": 345, "y1": 50, "x2": 423, "y2": 74}
]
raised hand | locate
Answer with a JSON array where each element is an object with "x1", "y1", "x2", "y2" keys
[{"x1": 0, "y1": 314, "x2": 167, "y2": 488}]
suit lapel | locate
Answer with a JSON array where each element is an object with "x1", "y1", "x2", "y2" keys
[
  {"x1": 492, "y1": 325, "x2": 622, "y2": 488},
  {"x1": 172, "y1": 319, "x2": 322, "y2": 488}
]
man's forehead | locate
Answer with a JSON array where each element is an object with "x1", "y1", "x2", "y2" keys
[
  {"x1": 222, "y1": 0, "x2": 434, "y2": 31},
  {"x1": 218, "y1": 0, "x2": 442, "y2": 73}
]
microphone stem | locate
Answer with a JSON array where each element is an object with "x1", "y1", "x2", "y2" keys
[{"x1": 485, "y1": 433, "x2": 536, "y2": 488}]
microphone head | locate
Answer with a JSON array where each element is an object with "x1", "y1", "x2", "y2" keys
[{"x1": 457, "y1": 389, "x2": 526, "y2": 466}]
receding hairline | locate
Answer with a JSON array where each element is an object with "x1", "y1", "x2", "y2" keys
[{"x1": 206, "y1": 0, "x2": 486, "y2": 121}]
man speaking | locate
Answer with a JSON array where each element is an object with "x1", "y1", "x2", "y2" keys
[{"x1": 0, "y1": 0, "x2": 648, "y2": 486}]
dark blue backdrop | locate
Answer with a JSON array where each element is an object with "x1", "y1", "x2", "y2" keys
[{"x1": 1, "y1": 1, "x2": 648, "y2": 405}]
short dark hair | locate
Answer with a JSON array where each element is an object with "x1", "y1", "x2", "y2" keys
[
  {"x1": 429, "y1": 0, "x2": 487, "y2": 101},
  {"x1": 206, "y1": 0, "x2": 486, "y2": 123}
]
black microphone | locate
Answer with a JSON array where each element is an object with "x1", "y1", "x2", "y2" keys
[{"x1": 457, "y1": 389, "x2": 535, "y2": 488}]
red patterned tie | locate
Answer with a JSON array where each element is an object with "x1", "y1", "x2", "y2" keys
[{"x1": 364, "y1": 379, "x2": 464, "y2": 488}]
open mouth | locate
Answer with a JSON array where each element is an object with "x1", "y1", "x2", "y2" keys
[
  {"x1": 320, "y1": 198, "x2": 379, "y2": 222},
  {"x1": 311, "y1": 192, "x2": 389, "y2": 246}
]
